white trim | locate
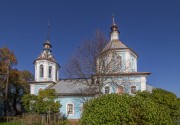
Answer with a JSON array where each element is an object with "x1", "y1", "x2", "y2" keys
[
  {"x1": 30, "y1": 84, "x2": 35, "y2": 94},
  {"x1": 80, "y1": 103, "x2": 83, "y2": 112},
  {"x1": 66, "y1": 103, "x2": 74, "y2": 115},
  {"x1": 38, "y1": 87, "x2": 43, "y2": 92},
  {"x1": 140, "y1": 76, "x2": 146, "y2": 91}
]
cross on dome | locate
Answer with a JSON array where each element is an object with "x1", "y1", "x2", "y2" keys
[{"x1": 110, "y1": 14, "x2": 120, "y2": 41}]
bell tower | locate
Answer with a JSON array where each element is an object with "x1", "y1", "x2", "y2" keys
[
  {"x1": 30, "y1": 22, "x2": 60, "y2": 95},
  {"x1": 33, "y1": 22, "x2": 60, "y2": 82}
]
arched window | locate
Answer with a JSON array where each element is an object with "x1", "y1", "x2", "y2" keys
[
  {"x1": 40, "y1": 65, "x2": 44, "y2": 77},
  {"x1": 49, "y1": 66, "x2": 52, "y2": 78},
  {"x1": 131, "y1": 86, "x2": 136, "y2": 94},
  {"x1": 55, "y1": 69, "x2": 58, "y2": 81},
  {"x1": 117, "y1": 86, "x2": 124, "y2": 94},
  {"x1": 67, "y1": 103, "x2": 74, "y2": 115},
  {"x1": 105, "y1": 86, "x2": 110, "y2": 94},
  {"x1": 131, "y1": 58, "x2": 135, "y2": 71}
]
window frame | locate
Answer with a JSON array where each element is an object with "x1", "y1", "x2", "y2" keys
[
  {"x1": 104, "y1": 86, "x2": 110, "y2": 94},
  {"x1": 66, "y1": 103, "x2": 74, "y2": 115},
  {"x1": 131, "y1": 85, "x2": 136, "y2": 94},
  {"x1": 49, "y1": 66, "x2": 52, "y2": 78},
  {"x1": 40, "y1": 65, "x2": 44, "y2": 77}
]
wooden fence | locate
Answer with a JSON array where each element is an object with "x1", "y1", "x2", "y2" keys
[{"x1": 0, "y1": 113, "x2": 70, "y2": 125}]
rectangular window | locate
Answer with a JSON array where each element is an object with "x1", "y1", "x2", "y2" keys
[
  {"x1": 131, "y1": 86, "x2": 136, "y2": 94},
  {"x1": 67, "y1": 104, "x2": 74, "y2": 115}
]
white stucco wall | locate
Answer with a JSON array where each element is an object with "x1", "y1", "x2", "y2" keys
[
  {"x1": 140, "y1": 76, "x2": 147, "y2": 91},
  {"x1": 34, "y1": 60, "x2": 59, "y2": 82},
  {"x1": 30, "y1": 83, "x2": 53, "y2": 95},
  {"x1": 100, "y1": 75, "x2": 147, "y2": 94},
  {"x1": 30, "y1": 84, "x2": 35, "y2": 94}
]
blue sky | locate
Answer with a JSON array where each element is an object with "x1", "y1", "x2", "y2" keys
[{"x1": 0, "y1": 0, "x2": 180, "y2": 97}]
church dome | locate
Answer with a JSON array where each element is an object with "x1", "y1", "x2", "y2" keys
[{"x1": 102, "y1": 39, "x2": 128, "y2": 52}]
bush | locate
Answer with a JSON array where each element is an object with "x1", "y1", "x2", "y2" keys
[{"x1": 80, "y1": 92, "x2": 175, "y2": 125}]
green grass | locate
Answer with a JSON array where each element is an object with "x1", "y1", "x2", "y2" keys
[{"x1": 0, "y1": 120, "x2": 22, "y2": 125}]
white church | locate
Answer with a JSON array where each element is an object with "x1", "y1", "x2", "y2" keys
[{"x1": 29, "y1": 17, "x2": 152, "y2": 120}]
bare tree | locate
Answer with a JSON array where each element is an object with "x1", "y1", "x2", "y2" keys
[
  {"x1": 93, "y1": 47, "x2": 134, "y2": 95},
  {"x1": 65, "y1": 30, "x2": 136, "y2": 95},
  {"x1": 64, "y1": 30, "x2": 108, "y2": 86}
]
